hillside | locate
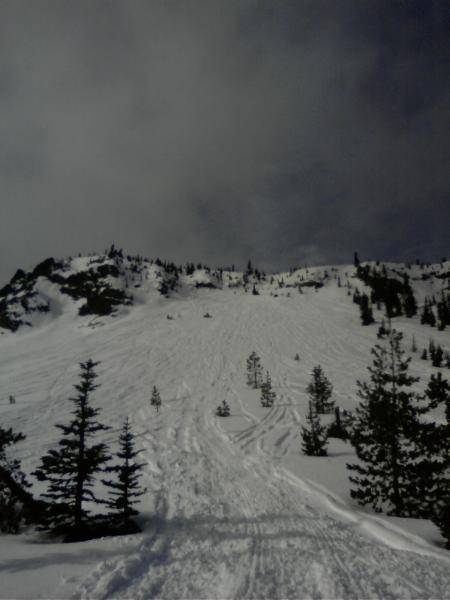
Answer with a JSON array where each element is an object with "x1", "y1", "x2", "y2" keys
[{"x1": 0, "y1": 253, "x2": 449, "y2": 599}]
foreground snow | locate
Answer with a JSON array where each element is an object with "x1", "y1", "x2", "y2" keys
[{"x1": 1, "y1": 266, "x2": 449, "y2": 599}]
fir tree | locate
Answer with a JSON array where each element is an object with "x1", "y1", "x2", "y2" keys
[
  {"x1": 306, "y1": 365, "x2": 334, "y2": 414},
  {"x1": 0, "y1": 425, "x2": 31, "y2": 533},
  {"x1": 403, "y1": 290, "x2": 417, "y2": 318},
  {"x1": 33, "y1": 360, "x2": 111, "y2": 539},
  {"x1": 301, "y1": 401, "x2": 328, "y2": 456},
  {"x1": 347, "y1": 330, "x2": 422, "y2": 516},
  {"x1": 246, "y1": 351, "x2": 263, "y2": 389},
  {"x1": 359, "y1": 293, "x2": 375, "y2": 325},
  {"x1": 327, "y1": 406, "x2": 350, "y2": 440},
  {"x1": 260, "y1": 371, "x2": 276, "y2": 407},
  {"x1": 150, "y1": 386, "x2": 162, "y2": 413},
  {"x1": 421, "y1": 348, "x2": 428, "y2": 360},
  {"x1": 411, "y1": 335, "x2": 417, "y2": 353},
  {"x1": 377, "y1": 319, "x2": 388, "y2": 339},
  {"x1": 216, "y1": 400, "x2": 230, "y2": 417},
  {"x1": 413, "y1": 374, "x2": 450, "y2": 545},
  {"x1": 102, "y1": 418, "x2": 145, "y2": 531},
  {"x1": 421, "y1": 299, "x2": 436, "y2": 326},
  {"x1": 432, "y1": 345, "x2": 444, "y2": 368}
]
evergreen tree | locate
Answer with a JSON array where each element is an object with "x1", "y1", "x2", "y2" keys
[
  {"x1": 0, "y1": 425, "x2": 31, "y2": 533},
  {"x1": 377, "y1": 319, "x2": 388, "y2": 339},
  {"x1": 359, "y1": 293, "x2": 375, "y2": 325},
  {"x1": 306, "y1": 365, "x2": 334, "y2": 414},
  {"x1": 260, "y1": 371, "x2": 276, "y2": 407},
  {"x1": 347, "y1": 330, "x2": 422, "y2": 516},
  {"x1": 33, "y1": 360, "x2": 111, "y2": 539},
  {"x1": 421, "y1": 299, "x2": 436, "y2": 326},
  {"x1": 150, "y1": 386, "x2": 162, "y2": 413},
  {"x1": 301, "y1": 401, "x2": 328, "y2": 456},
  {"x1": 411, "y1": 335, "x2": 417, "y2": 353},
  {"x1": 216, "y1": 400, "x2": 230, "y2": 417},
  {"x1": 102, "y1": 417, "x2": 145, "y2": 531},
  {"x1": 432, "y1": 345, "x2": 444, "y2": 368},
  {"x1": 413, "y1": 374, "x2": 450, "y2": 546},
  {"x1": 421, "y1": 348, "x2": 428, "y2": 360},
  {"x1": 327, "y1": 406, "x2": 350, "y2": 440},
  {"x1": 246, "y1": 351, "x2": 263, "y2": 389}
]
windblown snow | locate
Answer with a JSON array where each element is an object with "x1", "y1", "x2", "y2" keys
[{"x1": 0, "y1": 259, "x2": 449, "y2": 599}]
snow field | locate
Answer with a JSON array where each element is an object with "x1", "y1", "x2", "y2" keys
[{"x1": 1, "y1": 267, "x2": 449, "y2": 599}]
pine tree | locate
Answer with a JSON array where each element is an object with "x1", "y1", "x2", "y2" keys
[
  {"x1": 411, "y1": 335, "x2": 418, "y2": 353},
  {"x1": 432, "y1": 345, "x2": 444, "y2": 368},
  {"x1": 414, "y1": 374, "x2": 450, "y2": 546},
  {"x1": 260, "y1": 371, "x2": 276, "y2": 407},
  {"x1": 421, "y1": 299, "x2": 436, "y2": 326},
  {"x1": 327, "y1": 406, "x2": 350, "y2": 440},
  {"x1": 306, "y1": 365, "x2": 334, "y2": 414},
  {"x1": 0, "y1": 425, "x2": 30, "y2": 533},
  {"x1": 216, "y1": 400, "x2": 230, "y2": 417},
  {"x1": 347, "y1": 330, "x2": 422, "y2": 516},
  {"x1": 33, "y1": 360, "x2": 111, "y2": 539},
  {"x1": 246, "y1": 351, "x2": 263, "y2": 389},
  {"x1": 102, "y1": 418, "x2": 145, "y2": 531},
  {"x1": 421, "y1": 348, "x2": 428, "y2": 360},
  {"x1": 359, "y1": 293, "x2": 375, "y2": 325},
  {"x1": 403, "y1": 288, "x2": 418, "y2": 318},
  {"x1": 377, "y1": 319, "x2": 387, "y2": 339},
  {"x1": 150, "y1": 386, "x2": 162, "y2": 413},
  {"x1": 301, "y1": 401, "x2": 328, "y2": 456}
]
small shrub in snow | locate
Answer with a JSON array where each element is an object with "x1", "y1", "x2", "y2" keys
[
  {"x1": 246, "y1": 351, "x2": 263, "y2": 389},
  {"x1": 150, "y1": 386, "x2": 162, "y2": 413},
  {"x1": 216, "y1": 400, "x2": 230, "y2": 417}
]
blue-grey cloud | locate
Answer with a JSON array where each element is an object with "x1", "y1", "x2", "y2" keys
[{"x1": 0, "y1": 0, "x2": 448, "y2": 282}]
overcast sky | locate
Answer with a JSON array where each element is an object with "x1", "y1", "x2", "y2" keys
[{"x1": 0, "y1": 1, "x2": 449, "y2": 282}]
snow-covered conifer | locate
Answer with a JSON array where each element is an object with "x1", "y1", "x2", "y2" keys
[
  {"x1": 102, "y1": 417, "x2": 145, "y2": 531},
  {"x1": 216, "y1": 400, "x2": 230, "y2": 417},
  {"x1": 33, "y1": 360, "x2": 111, "y2": 539},
  {"x1": 260, "y1": 372, "x2": 276, "y2": 407},
  {"x1": 347, "y1": 330, "x2": 422, "y2": 516},
  {"x1": 301, "y1": 401, "x2": 328, "y2": 456},
  {"x1": 246, "y1": 351, "x2": 263, "y2": 389},
  {"x1": 306, "y1": 365, "x2": 334, "y2": 414},
  {"x1": 150, "y1": 386, "x2": 162, "y2": 413}
]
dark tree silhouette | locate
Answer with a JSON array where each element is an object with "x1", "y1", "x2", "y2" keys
[
  {"x1": 33, "y1": 360, "x2": 110, "y2": 539},
  {"x1": 103, "y1": 417, "x2": 145, "y2": 532}
]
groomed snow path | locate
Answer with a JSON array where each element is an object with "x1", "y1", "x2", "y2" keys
[{"x1": 1, "y1": 284, "x2": 449, "y2": 599}]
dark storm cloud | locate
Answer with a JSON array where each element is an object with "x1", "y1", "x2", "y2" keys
[{"x1": 0, "y1": 0, "x2": 449, "y2": 281}]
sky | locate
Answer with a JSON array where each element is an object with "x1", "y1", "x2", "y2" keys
[{"x1": 0, "y1": 0, "x2": 449, "y2": 282}]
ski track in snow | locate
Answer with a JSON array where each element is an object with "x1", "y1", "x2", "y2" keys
[{"x1": 1, "y1": 278, "x2": 449, "y2": 599}]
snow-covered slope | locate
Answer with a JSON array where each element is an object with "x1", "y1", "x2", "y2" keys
[{"x1": 0, "y1": 257, "x2": 449, "y2": 599}]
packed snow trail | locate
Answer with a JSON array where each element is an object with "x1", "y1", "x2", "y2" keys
[{"x1": 1, "y1": 279, "x2": 449, "y2": 599}]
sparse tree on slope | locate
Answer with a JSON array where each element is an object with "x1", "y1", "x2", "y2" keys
[
  {"x1": 307, "y1": 365, "x2": 334, "y2": 414},
  {"x1": 33, "y1": 360, "x2": 111, "y2": 539},
  {"x1": 150, "y1": 386, "x2": 162, "y2": 413},
  {"x1": 216, "y1": 399, "x2": 231, "y2": 417},
  {"x1": 301, "y1": 401, "x2": 328, "y2": 456},
  {"x1": 359, "y1": 293, "x2": 375, "y2": 325},
  {"x1": 247, "y1": 351, "x2": 263, "y2": 389},
  {"x1": 347, "y1": 330, "x2": 422, "y2": 516},
  {"x1": 102, "y1": 417, "x2": 145, "y2": 532},
  {"x1": 260, "y1": 371, "x2": 276, "y2": 407}
]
